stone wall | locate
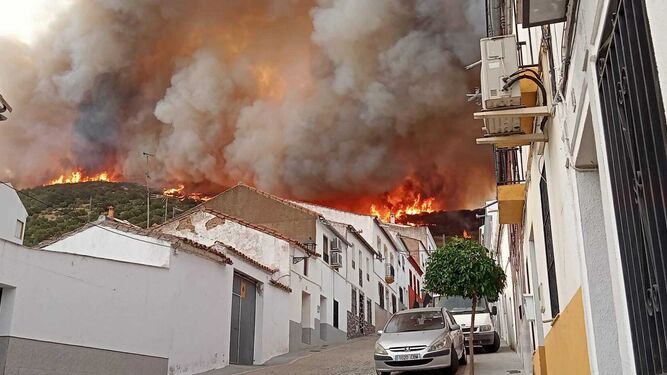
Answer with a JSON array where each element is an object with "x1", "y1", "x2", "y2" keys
[{"x1": 346, "y1": 312, "x2": 375, "y2": 340}]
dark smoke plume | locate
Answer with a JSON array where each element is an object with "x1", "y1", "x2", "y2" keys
[{"x1": 0, "y1": 0, "x2": 494, "y2": 209}]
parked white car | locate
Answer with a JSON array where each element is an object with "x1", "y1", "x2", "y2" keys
[
  {"x1": 374, "y1": 307, "x2": 466, "y2": 375},
  {"x1": 435, "y1": 296, "x2": 501, "y2": 353}
]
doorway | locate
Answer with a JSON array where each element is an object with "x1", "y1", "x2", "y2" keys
[
  {"x1": 229, "y1": 273, "x2": 257, "y2": 365},
  {"x1": 302, "y1": 292, "x2": 311, "y2": 344}
]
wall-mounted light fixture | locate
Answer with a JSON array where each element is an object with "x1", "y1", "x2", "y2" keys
[
  {"x1": 293, "y1": 237, "x2": 316, "y2": 264},
  {"x1": 520, "y1": 0, "x2": 568, "y2": 27}
]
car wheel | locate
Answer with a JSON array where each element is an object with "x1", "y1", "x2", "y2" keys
[
  {"x1": 482, "y1": 332, "x2": 501, "y2": 353},
  {"x1": 444, "y1": 345, "x2": 459, "y2": 374},
  {"x1": 458, "y1": 345, "x2": 467, "y2": 365}
]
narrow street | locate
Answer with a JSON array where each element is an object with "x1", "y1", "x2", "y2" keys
[{"x1": 210, "y1": 336, "x2": 523, "y2": 375}]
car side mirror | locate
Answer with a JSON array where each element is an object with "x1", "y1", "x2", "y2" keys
[
  {"x1": 450, "y1": 324, "x2": 460, "y2": 331},
  {"x1": 492, "y1": 306, "x2": 498, "y2": 316},
  {"x1": 377, "y1": 330, "x2": 383, "y2": 335}
]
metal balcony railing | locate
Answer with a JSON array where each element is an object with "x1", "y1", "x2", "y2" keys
[{"x1": 494, "y1": 147, "x2": 525, "y2": 185}]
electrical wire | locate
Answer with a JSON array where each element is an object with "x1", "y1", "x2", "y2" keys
[
  {"x1": 1, "y1": 180, "x2": 174, "y2": 249},
  {"x1": 502, "y1": 74, "x2": 549, "y2": 130}
]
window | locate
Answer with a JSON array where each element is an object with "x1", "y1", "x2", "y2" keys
[
  {"x1": 303, "y1": 258, "x2": 308, "y2": 277},
  {"x1": 378, "y1": 283, "x2": 385, "y2": 309},
  {"x1": 540, "y1": 167, "x2": 560, "y2": 317},
  {"x1": 359, "y1": 292, "x2": 365, "y2": 320},
  {"x1": 401, "y1": 256, "x2": 405, "y2": 271},
  {"x1": 409, "y1": 271, "x2": 413, "y2": 288},
  {"x1": 376, "y1": 236, "x2": 381, "y2": 252},
  {"x1": 323, "y1": 235, "x2": 329, "y2": 264},
  {"x1": 359, "y1": 268, "x2": 363, "y2": 287},
  {"x1": 384, "y1": 311, "x2": 445, "y2": 333},
  {"x1": 15, "y1": 219, "x2": 24, "y2": 239},
  {"x1": 367, "y1": 298, "x2": 373, "y2": 324},
  {"x1": 392, "y1": 294, "x2": 397, "y2": 314},
  {"x1": 399, "y1": 287, "x2": 404, "y2": 304},
  {"x1": 352, "y1": 250, "x2": 356, "y2": 269},
  {"x1": 366, "y1": 258, "x2": 370, "y2": 281},
  {"x1": 351, "y1": 289, "x2": 357, "y2": 315},
  {"x1": 333, "y1": 300, "x2": 339, "y2": 328}
]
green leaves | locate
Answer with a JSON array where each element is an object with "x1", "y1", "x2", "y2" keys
[{"x1": 424, "y1": 237, "x2": 506, "y2": 302}]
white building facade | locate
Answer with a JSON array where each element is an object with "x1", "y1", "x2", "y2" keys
[
  {"x1": 478, "y1": 1, "x2": 667, "y2": 374},
  {"x1": 0, "y1": 183, "x2": 27, "y2": 245}
]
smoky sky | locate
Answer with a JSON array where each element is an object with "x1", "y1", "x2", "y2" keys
[{"x1": 0, "y1": 0, "x2": 494, "y2": 209}]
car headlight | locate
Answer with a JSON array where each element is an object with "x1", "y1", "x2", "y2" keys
[
  {"x1": 427, "y1": 336, "x2": 448, "y2": 352},
  {"x1": 479, "y1": 324, "x2": 493, "y2": 332},
  {"x1": 375, "y1": 342, "x2": 388, "y2": 355}
]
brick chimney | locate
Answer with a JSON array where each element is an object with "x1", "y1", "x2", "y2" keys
[{"x1": 107, "y1": 205, "x2": 115, "y2": 218}]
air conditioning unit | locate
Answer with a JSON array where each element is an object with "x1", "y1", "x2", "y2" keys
[
  {"x1": 480, "y1": 35, "x2": 522, "y2": 135},
  {"x1": 330, "y1": 252, "x2": 342, "y2": 268},
  {"x1": 331, "y1": 237, "x2": 341, "y2": 252}
]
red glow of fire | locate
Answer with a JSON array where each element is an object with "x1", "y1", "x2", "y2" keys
[
  {"x1": 369, "y1": 193, "x2": 436, "y2": 222},
  {"x1": 162, "y1": 184, "x2": 211, "y2": 202},
  {"x1": 48, "y1": 170, "x2": 115, "y2": 185},
  {"x1": 463, "y1": 230, "x2": 472, "y2": 239}
]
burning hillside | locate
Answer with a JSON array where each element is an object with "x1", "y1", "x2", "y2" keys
[{"x1": 1, "y1": 0, "x2": 494, "y2": 214}]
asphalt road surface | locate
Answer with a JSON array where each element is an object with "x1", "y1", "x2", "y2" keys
[{"x1": 212, "y1": 335, "x2": 524, "y2": 375}]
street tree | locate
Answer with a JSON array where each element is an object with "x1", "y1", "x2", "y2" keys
[{"x1": 424, "y1": 237, "x2": 506, "y2": 375}]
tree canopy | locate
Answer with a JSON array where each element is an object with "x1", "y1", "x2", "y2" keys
[{"x1": 424, "y1": 237, "x2": 506, "y2": 302}]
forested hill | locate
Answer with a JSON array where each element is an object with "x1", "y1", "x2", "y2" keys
[{"x1": 19, "y1": 181, "x2": 199, "y2": 247}]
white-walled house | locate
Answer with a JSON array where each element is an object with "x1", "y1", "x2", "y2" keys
[
  {"x1": 476, "y1": 1, "x2": 667, "y2": 374},
  {"x1": 0, "y1": 212, "x2": 303, "y2": 375},
  {"x1": 289, "y1": 201, "x2": 428, "y2": 327},
  {"x1": 0, "y1": 183, "x2": 27, "y2": 245},
  {"x1": 2, "y1": 218, "x2": 235, "y2": 375},
  {"x1": 201, "y1": 184, "x2": 374, "y2": 348}
]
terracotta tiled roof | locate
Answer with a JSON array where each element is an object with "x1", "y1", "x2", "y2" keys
[
  {"x1": 329, "y1": 220, "x2": 379, "y2": 256},
  {"x1": 39, "y1": 216, "x2": 233, "y2": 265},
  {"x1": 202, "y1": 208, "x2": 319, "y2": 256},
  {"x1": 216, "y1": 183, "x2": 320, "y2": 218},
  {"x1": 216, "y1": 242, "x2": 278, "y2": 274},
  {"x1": 270, "y1": 279, "x2": 292, "y2": 293}
]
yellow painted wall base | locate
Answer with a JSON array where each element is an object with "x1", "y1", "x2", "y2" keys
[
  {"x1": 533, "y1": 346, "x2": 547, "y2": 375},
  {"x1": 532, "y1": 288, "x2": 591, "y2": 375}
]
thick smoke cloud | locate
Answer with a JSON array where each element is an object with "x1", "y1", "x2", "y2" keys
[{"x1": 0, "y1": 0, "x2": 493, "y2": 210}]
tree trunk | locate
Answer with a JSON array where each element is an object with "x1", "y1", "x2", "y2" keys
[{"x1": 469, "y1": 294, "x2": 477, "y2": 375}]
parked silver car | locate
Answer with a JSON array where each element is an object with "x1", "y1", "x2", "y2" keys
[{"x1": 374, "y1": 307, "x2": 466, "y2": 374}]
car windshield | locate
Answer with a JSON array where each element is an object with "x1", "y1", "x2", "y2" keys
[
  {"x1": 436, "y1": 296, "x2": 488, "y2": 315},
  {"x1": 384, "y1": 311, "x2": 445, "y2": 333}
]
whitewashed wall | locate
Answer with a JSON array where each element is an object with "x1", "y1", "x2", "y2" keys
[
  {"x1": 0, "y1": 183, "x2": 27, "y2": 245},
  {"x1": 0, "y1": 236, "x2": 234, "y2": 375}
]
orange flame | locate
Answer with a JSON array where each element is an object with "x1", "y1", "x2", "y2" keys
[
  {"x1": 370, "y1": 193, "x2": 436, "y2": 222},
  {"x1": 463, "y1": 230, "x2": 472, "y2": 239},
  {"x1": 162, "y1": 184, "x2": 211, "y2": 202},
  {"x1": 48, "y1": 170, "x2": 113, "y2": 185}
]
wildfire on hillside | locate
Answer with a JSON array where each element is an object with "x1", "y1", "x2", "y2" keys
[
  {"x1": 47, "y1": 170, "x2": 115, "y2": 185},
  {"x1": 162, "y1": 184, "x2": 212, "y2": 202},
  {"x1": 369, "y1": 190, "x2": 437, "y2": 223}
]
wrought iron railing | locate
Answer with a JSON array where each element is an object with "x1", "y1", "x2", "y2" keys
[{"x1": 494, "y1": 147, "x2": 525, "y2": 185}]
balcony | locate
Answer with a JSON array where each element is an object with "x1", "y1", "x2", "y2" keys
[
  {"x1": 496, "y1": 147, "x2": 526, "y2": 224},
  {"x1": 385, "y1": 264, "x2": 395, "y2": 285}
]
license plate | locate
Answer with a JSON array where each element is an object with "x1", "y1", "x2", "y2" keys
[{"x1": 395, "y1": 353, "x2": 421, "y2": 361}]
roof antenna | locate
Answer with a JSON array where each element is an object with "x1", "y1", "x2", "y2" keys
[{"x1": 143, "y1": 152, "x2": 155, "y2": 229}]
